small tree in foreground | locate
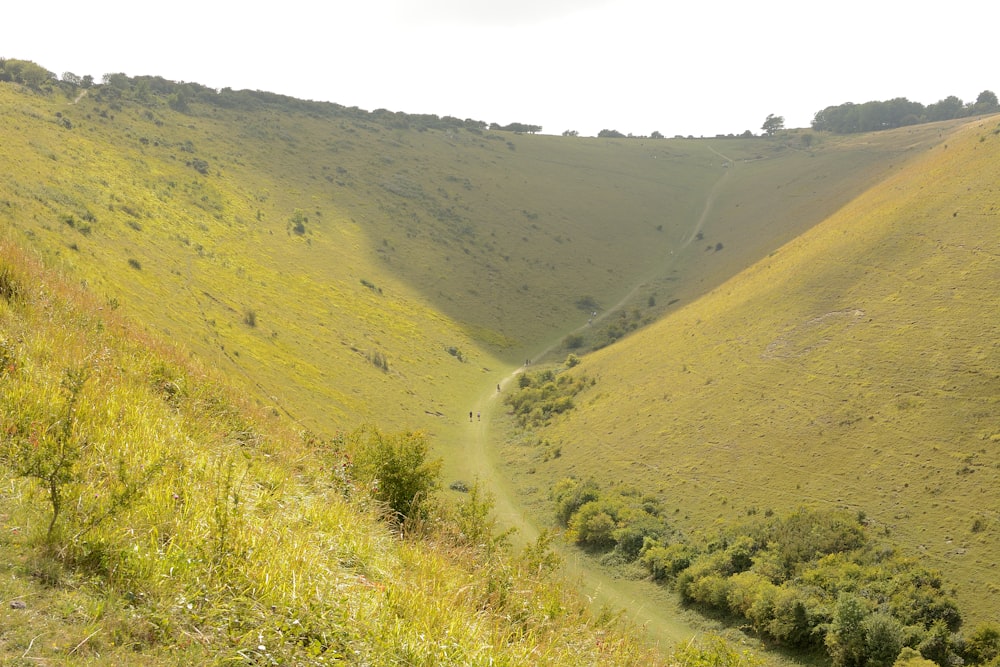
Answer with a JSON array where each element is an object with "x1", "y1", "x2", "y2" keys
[{"x1": 1, "y1": 367, "x2": 89, "y2": 541}]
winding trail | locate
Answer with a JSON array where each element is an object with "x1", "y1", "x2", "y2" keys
[{"x1": 456, "y1": 155, "x2": 735, "y2": 651}]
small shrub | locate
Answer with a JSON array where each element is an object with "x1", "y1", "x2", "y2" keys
[
  {"x1": 1, "y1": 367, "x2": 88, "y2": 541},
  {"x1": 568, "y1": 501, "x2": 617, "y2": 549},
  {"x1": 963, "y1": 622, "x2": 1000, "y2": 664},
  {"x1": 641, "y1": 542, "x2": 694, "y2": 581},
  {"x1": 368, "y1": 350, "x2": 389, "y2": 372},
  {"x1": 189, "y1": 158, "x2": 209, "y2": 175},
  {"x1": 289, "y1": 208, "x2": 308, "y2": 235},
  {"x1": 0, "y1": 339, "x2": 15, "y2": 374},
  {"x1": 551, "y1": 477, "x2": 601, "y2": 526},
  {"x1": 243, "y1": 309, "x2": 257, "y2": 327},
  {"x1": 345, "y1": 425, "x2": 442, "y2": 523},
  {"x1": 127, "y1": 258, "x2": 142, "y2": 270},
  {"x1": 612, "y1": 513, "x2": 670, "y2": 561}
]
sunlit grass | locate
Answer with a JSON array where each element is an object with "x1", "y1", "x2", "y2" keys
[
  {"x1": 3, "y1": 74, "x2": 996, "y2": 664},
  {"x1": 0, "y1": 81, "x2": 940, "y2": 447},
  {"x1": 512, "y1": 115, "x2": 1000, "y2": 626},
  {"x1": 0, "y1": 241, "x2": 666, "y2": 664}
]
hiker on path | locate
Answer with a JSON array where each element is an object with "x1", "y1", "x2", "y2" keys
[{"x1": 469, "y1": 411, "x2": 473, "y2": 422}]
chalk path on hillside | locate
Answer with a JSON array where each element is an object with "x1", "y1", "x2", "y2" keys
[{"x1": 459, "y1": 156, "x2": 736, "y2": 651}]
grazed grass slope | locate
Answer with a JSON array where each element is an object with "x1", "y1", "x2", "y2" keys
[
  {"x1": 0, "y1": 241, "x2": 670, "y2": 665},
  {"x1": 507, "y1": 115, "x2": 1000, "y2": 625},
  {"x1": 0, "y1": 79, "x2": 952, "y2": 449}
]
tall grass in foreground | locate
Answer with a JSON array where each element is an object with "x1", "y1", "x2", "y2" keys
[{"x1": 0, "y1": 241, "x2": 688, "y2": 665}]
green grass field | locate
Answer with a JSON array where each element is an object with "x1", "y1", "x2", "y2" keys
[{"x1": 2, "y1": 69, "x2": 998, "y2": 665}]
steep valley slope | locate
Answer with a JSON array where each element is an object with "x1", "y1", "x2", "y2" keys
[
  {"x1": 0, "y1": 80, "x2": 963, "y2": 455},
  {"x1": 503, "y1": 114, "x2": 1000, "y2": 625},
  {"x1": 3, "y1": 74, "x2": 996, "y2": 648}
]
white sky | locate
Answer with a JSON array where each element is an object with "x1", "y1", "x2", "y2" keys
[{"x1": 3, "y1": 0, "x2": 997, "y2": 137}]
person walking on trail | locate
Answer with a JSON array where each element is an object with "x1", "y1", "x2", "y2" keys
[
  {"x1": 477, "y1": 411, "x2": 481, "y2": 421},
  {"x1": 469, "y1": 411, "x2": 473, "y2": 422},
  {"x1": 497, "y1": 384, "x2": 501, "y2": 393}
]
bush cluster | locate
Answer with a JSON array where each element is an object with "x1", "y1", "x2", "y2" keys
[
  {"x1": 551, "y1": 478, "x2": 672, "y2": 562},
  {"x1": 655, "y1": 510, "x2": 1000, "y2": 667},
  {"x1": 503, "y1": 369, "x2": 593, "y2": 428},
  {"x1": 592, "y1": 308, "x2": 647, "y2": 350},
  {"x1": 553, "y1": 476, "x2": 1000, "y2": 667}
]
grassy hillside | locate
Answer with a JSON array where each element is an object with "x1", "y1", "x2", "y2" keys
[
  {"x1": 0, "y1": 241, "x2": 681, "y2": 665},
  {"x1": 0, "y1": 78, "x2": 949, "y2": 452},
  {"x1": 3, "y1": 68, "x2": 996, "y2": 665},
  {"x1": 502, "y1": 115, "x2": 1000, "y2": 631}
]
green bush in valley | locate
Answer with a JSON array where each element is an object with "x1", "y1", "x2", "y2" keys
[
  {"x1": 342, "y1": 425, "x2": 441, "y2": 524},
  {"x1": 641, "y1": 542, "x2": 694, "y2": 581},
  {"x1": 635, "y1": 508, "x2": 967, "y2": 663},
  {"x1": 503, "y1": 369, "x2": 592, "y2": 428},
  {"x1": 551, "y1": 477, "x2": 601, "y2": 526},
  {"x1": 549, "y1": 484, "x2": 968, "y2": 665},
  {"x1": 612, "y1": 511, "x2": 670, "y2": 560},
  {"x1": 567, "y1": 500, "x2": 617, "y2": 548},
  {"x1": 553, "y1": 479, "x2": 673, "y2": 559}
]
